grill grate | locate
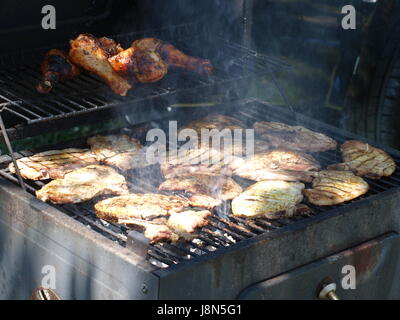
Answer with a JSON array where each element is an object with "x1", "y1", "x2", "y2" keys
[{"x1": 1, "y1": 99, "x2": 400, "y2": 270}]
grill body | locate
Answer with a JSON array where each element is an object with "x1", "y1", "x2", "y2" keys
[{"x1": 1, "y1": 99, "x2": 400, "y2": 299}]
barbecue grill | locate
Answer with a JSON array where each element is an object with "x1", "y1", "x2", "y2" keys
[{"x1": 1, "y1": 0, "x2": 400, "y2": 300}]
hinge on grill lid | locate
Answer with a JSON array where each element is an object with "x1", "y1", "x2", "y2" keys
[{"x1": 0, "y1": 112, "x2": 26, "y2": 191}]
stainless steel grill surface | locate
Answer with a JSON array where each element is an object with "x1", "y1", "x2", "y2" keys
[{"x1": 1, "y1": 99, "x2": 400, "y2": 272}]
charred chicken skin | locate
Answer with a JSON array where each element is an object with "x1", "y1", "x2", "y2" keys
[
  {"x1": 36, "y1": 49, "x2": 81, "y2": 93},
  {"x1": 97, "y1": 36, "x2": 124, "y2": 58},
  {"x1": 68, "y1": 34, "x2": 132, "y2": 96},
  {"x1": 108, "y1": 47, "x2": 168, "y2": 82},
  {"x1": 131, "y1": 38, "x2": 213, "y2": 76}
]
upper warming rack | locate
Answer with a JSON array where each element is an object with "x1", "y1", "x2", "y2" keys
[{"x1": 0, "y1": 23, "x2": 289, "y2": 140}]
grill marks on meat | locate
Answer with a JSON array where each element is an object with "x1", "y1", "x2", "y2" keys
[
  {"x1": 8, "y1": 148, "x2": 98, "y2": 180},
  {"x1": 131, "y1": 38, "x2": 213, "y2": 76},
  {"x1": 69, "y1": 34, "x2": 132, "y2": 96},
  {"x1": 303, "y1": 170, "x2": 369, "y2": 206},
  {"x1": 94, "y1": 193, "x2": 190, "y2": 222},
  {"x1": 327, "y1": 140, "x2": 396, "y2": 179},
  {"x1": 231, "y1": 150, "x2": 320, "y2": 183},
  {"x1": 36, "y1": 165, "x2": 128, "y2": 204},
  {"x1": 254, "y1": 121, "x2": 337, "y2": 152},
  {"x1": 159, "y1": 175, "x2": 243, "y2": 209},
  {"x1": 232, "y1": 181, "x2": 305, "y2": 219},
  {"x1": 36, "y1": 49, "x2": 81, "y2": 93},
  {"x1": 159, "y1": 175, "x2": 242, "y2": 200},
  {"x1": 87, "y1": 134, "x2": 144, "y2": 171},
  {"x1": 160, "y1": 147, "x2": 238, "y2": 179}
]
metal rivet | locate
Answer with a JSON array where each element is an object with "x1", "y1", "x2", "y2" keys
[{"x1": 141, "y1": 283, "x2": 148, "y2": 294}]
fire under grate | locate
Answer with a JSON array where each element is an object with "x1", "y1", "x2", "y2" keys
[{"x1": 1, "y1": 99, "x2": 400, "y2": 270}]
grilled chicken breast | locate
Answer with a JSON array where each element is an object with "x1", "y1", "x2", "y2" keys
[
  {"x1": 327, "y1": 140, "x2": 396, "y2": 179},
  {"x1": 87, "y1": 134, "x2": 144, "y2": 171},
  {"x1": 254, "y1": 121, "x2": 337, "y2": 152},
  {"x1": 36, "y1": 49, "x2": 81, "y2": 93},
  {"x1": 231, "y1": 150, "x2": 320, "y2": 182},
  {"x1": 8, "y1": 148, "x2": 98, "y2": 180},
  {"x1": 232, "y1": 180, "x2": 305, "y2": 219},
  {"x1": 36, "y1": 165, "x2": 128, "y2": 204},
  {"x1": 143, "y1": 223, "x2": 180, "y2": 243},
  {"x1": 119, "y1": 209, "x2": 211, "y2": 243},
  {"x1": 160, "y1": 147, "x2": 238, "y2": 179},
  {"x1": 69, "y1": 34, "x2": 132, "y2": 96},
  {"x1": 97, "y1": 37, "x2": 124, "y2": 58},
  {"x1": 181, "y1": 114, "x2": 245, "y2": 135},
  {"x1": 94, "y1": 193, "x2": 190, "y2": 222},
  {"x1": 159, "y1": 175, "x2": 242, "y2": 200},
  {"x1": 303, "y1": 170, "x2": 369, "y2": 206},
  {"x1": 159, "y1": 175, "x2": 242, "y2": 209},
  {"x1": 166, "y1": 210, "x2": 211, "y2": 239},
  {"x1": 184, "y1": 194, "x2": 222, "y2": 209}
]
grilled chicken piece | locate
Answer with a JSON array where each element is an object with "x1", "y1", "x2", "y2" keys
[
  {"x1": 181, "y1": 114, "x2": 245, "y2": 136},
  {"x1": 159, "y1": 175, "x2": 242, "y2": 209},
  {"x1": 131, "y1": 38, "x2": 213, "y2": 76},
  {"x1": 254, "y1": 121, "x2": 337, "y2": 152},
  {"x1": 94, "y1": 193, "x2": 190, "y2": 222},
  {"x1": 231, "y1": 150, "x2": 320, "y2": 183},
  {"x1": 143, "y1": 223, "x2": 180, "y2": 243},
  {"x1": 8, "y1": 148, "x2": 98, "y2": 180},
  {"x1": 184, "y1": 114, "x2": 245, "y2": 130},
  {"x1": 159, "y1": 175, "x2": 242, "y2": 201},
  {"x1": 36, "y1": 165, "x2": 128, "y2": 204},
  {"x1": 166, "y1": 210, "x2": 211, "y2": 239},
  {"x1": 184, "y1": 194, "x2": 222, "y2": 209},
  {"x1": 232, "y1": 181, "x2": 305, "y2": 219},
  {"x1": 108, "y1": 47, "x2": 168, "y2": 82},
  {"x1": 36, "y1": 49, "x2": 81, "y2": 93},
  {"x1": 179, "y1": 115, "x2": 270, "y2": 156},
  {"x1": 303, "y1": 170, "x2": 369, "y2": 206},
  {"x1": 118, "y1": 209, "x2": 210, "y2": 243},
  {"x1": 327, "y1": 140, "x2": 396, "y2": 179},
  {"x1": 160, "y1": 147, "x2": 238, "y2": 179},
  {"x1": 87, "y1": 134, "x2": 144, "y2": 171},
  {"x1": 69, "y1": 34, "x2": 132, "y2": 96},
  {"x1": 97, "y1": 37, "x2": 124, "y2": 58}
]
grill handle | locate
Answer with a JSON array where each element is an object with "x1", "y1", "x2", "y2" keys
[
  {"x1": 318, "y1": 283, "x2": 340, "y2": 300},
  {"x1": 31, "y1": 287, "x2": 61, "y2": 300}
]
